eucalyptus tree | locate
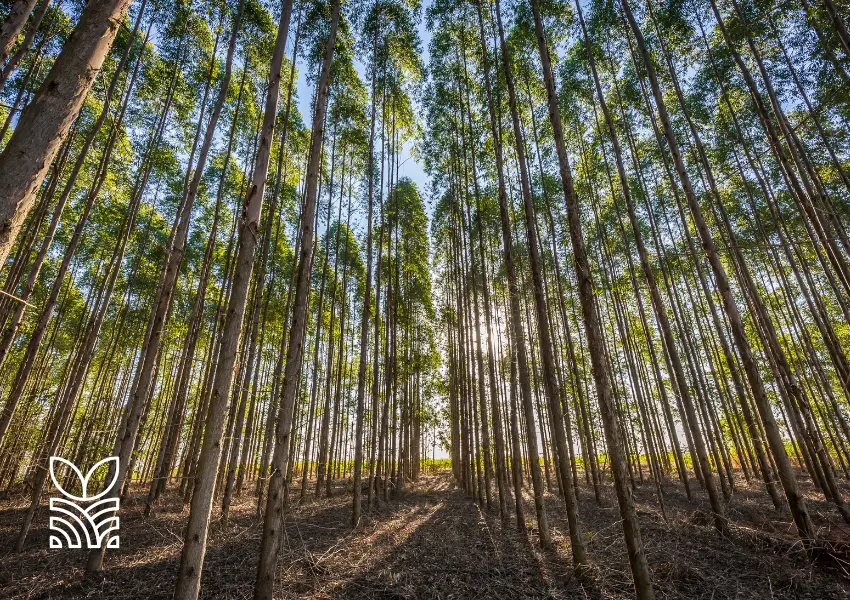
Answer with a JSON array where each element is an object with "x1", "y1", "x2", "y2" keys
[
  {"x1": 254, "y1": 0, "x2": 342, "y2": 595},
  {"x1": 0, "y1": 0, "x2": 44, "y2": 66},
  {"x1": 314, "y1": 44, "x2": 369, "y2": 498},
  {"x1": 173, "y1": 0, "x2": 299, "y2": 592},
  {"x1": 0, "y1": 0, "x2": 136, "y2": 266},
  {"x1": 353, "y1": 0, "x2": 423, "y2": 526}
]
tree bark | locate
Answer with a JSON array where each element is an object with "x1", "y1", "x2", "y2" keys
[
  {"x1": 0, "y1": 0, "x2": 40, "y2": 64},
  {"x1": 352, "y1": 0, "x2": 380, "y2": 528},
  {"x1": 0, "y1": 0, "x2": 52, "y2": 94},
  {"x1": 253, "y1": 0, "x2": 340, "y2": 596},
  {"x1": 0, "y1": 0, "x2": 134, "y2": 268},
  {"x1": 171, "y1": 0, "x2": 295, "y2": 594}
]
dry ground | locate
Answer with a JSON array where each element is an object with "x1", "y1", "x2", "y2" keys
[{"x1": 0, "y1": 468, "x2": 849, "y2": 599}]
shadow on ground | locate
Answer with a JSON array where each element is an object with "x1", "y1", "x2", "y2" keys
[{"x1": 0, "y1": 470, "x2": 848, "y2": 598}]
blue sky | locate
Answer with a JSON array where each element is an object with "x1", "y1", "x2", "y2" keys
[{"x1": 292, "y1": 4, "x2": 433, "y2": 214}]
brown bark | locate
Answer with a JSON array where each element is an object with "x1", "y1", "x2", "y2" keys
[
  {"x1": 171, "y1": 0, "x2": 295, "y2": 593},
  {"x1": 473, "y1": 0, "x2": 551, "y2": 547},
  {"x1": 0, "y1": 0, "x2": 52, "y2": 94},
  {"x1": 253, "y1": 0, "x2": 339, "y2": 595},
  {"x1": 0, "y1": 0, "x2": 40, "y2": 64},
  {"x1": 352, "y1": 0, "x2": 380, "y2": 526},
  {"x1": 0, "y1": 0, "x2": 134, "y2": 267}
]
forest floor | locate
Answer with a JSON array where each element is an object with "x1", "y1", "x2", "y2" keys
[{"x1": 1, "y1": 467, "x2": 849, "y2": 599}]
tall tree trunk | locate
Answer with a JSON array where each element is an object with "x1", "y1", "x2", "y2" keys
[
  {"x1": 253, "y1": 0, "x2": 340, "y2": 596},
  {"x1": 256, "y1": 2, "x2": 304, "y2": 510},
  {"x1": 0, "y1": 0, "x2": 135, "y2": 267},
  {"x1": 459, "y1": 44, "x2": 509, "y2": 520},
  {"x1": 352, "y1": 0, "x2": 380, "y2": 528},
  {"x1": 316, "y1": 141, "x2": 345, "y2": 497},
  {"x1": 171, "y1": 0, "x2": 295, "y2": 594},
  {"x1": 0, "y1": 0, "x2": 53, "y2": 94},
  {"x1": 0, "y1": 0, "x2": 40, "y2": 64},
  {"x1": 524, "y1": 0, "x2": 652, "y2": 593}
]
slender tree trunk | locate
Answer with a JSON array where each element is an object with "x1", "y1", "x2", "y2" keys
[
  {"x1": 316, "y1": 143, "x2": 345, "y2": 497},
  {"x1": 0, "y1": 0, "x2": 53, "y2": 94},
  {"x1": 496, "y1": 0, "x2": 587, "y2": 565},
  {"x1": 256, "y1": 2, "x2": 304, "y2": 510},
  {"x1": 459, "y1": 47, "x2": 509, "y2": 520},
  {"x1": 0, "y1": 0, "x2": 40, "y2": 64},
  {"x1": 253, "y1": 0, "x2": 340, "y2": 596},
  {"x1": 352, "y1": 0, "x2": 380, "y2": 527},
  {"x1": 171, "y1": 0, "x2": 295, "y2": 594},
  {"x1": 0, "y1": 0, "x2": 134, "y2": 267}
]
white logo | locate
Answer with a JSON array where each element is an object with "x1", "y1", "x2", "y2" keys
[{"x1": 48, "y1": 456, "x2": 120, "y2": 549}]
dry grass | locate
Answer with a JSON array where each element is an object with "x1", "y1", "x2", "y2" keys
[{"x1": 0, "y1": 469, "x2": 848, "y2": 598}]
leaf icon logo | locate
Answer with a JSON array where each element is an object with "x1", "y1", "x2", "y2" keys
[
  {"x1": 49, "y1": 456, "x2": 118, "y2": 501},
  {"x1": 48, "y1": 456, "x2": 120, "y2": 549}
]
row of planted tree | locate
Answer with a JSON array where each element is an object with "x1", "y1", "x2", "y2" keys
[
  {"x1": 2, "y1": 0, "x2": 850, "y2": 596},
  {"x1": 427, "y1": 0, "x2": 850, "y2": 597},
  {"x1": 0, "y1": 0, "x2": 439, "y2": 597}
]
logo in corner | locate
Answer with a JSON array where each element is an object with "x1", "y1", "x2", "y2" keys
[{"x1": 48, "y1": 456, "x2": 120, "y2": 549}]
